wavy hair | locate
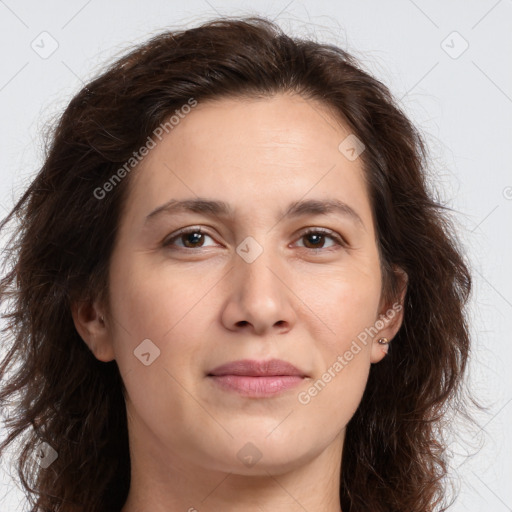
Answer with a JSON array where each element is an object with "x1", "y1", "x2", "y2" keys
[{"x1": 0, "y1": 16, "x2": 472, "y2": 512}]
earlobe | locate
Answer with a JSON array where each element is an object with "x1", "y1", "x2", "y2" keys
[
  {"x1": 71, "y1": 300, "x2": 115, "y2": 362},
  {"x1": 370, "y1": 299, "x2": 405, "y2": 363}
]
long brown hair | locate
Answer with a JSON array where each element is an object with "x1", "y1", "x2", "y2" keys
[{"x1": 0, "y1": 16, "x2": 473, "y2": 512}]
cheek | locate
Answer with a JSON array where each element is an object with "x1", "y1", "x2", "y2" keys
[
  {"x1": 295, "y1": 262, "x2": 382, "y2": 346},
  {"x1": 294, "y1": 267, "x2": 380, "y2": 422},
  {"x1": 299, "y1": 355, "x2": 371, "y2": 436},
  {"x1": 107, "y1": 260, "x2": 212, "y2": 434},
  {"x1": 109, "y1": 255, "x2": 215, "y2": 338},
  {"x1": 107, "y1": 255, "x2": 226, "y2": 397},
  {"x1": 298, "y1": 285, "x2": 376, "y2": 430}
]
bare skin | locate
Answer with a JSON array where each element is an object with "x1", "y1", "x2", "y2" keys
[{"x1": 72, "y1": 92, "x2": 406, "y2": 512}]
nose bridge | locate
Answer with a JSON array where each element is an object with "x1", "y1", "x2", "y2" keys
[{"x1": 235, "y1": 235, "x2": 282, "y2": 302}]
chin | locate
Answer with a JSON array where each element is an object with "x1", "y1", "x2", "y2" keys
[{"x1": 205, "y1": 435, "x2": 319, "y2": 475}]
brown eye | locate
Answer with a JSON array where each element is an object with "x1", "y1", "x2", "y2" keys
[
  {"x1": 295, "y1": 228, "x2": 345, "y2": 250},
  {"x1": 302, "y1": 232, "x2": 328, "y2": 249},
  {"x1": 180, "y1": 231, "x2": 206, "y2": 248},
  {"x1": 163, "y1": 228, "x2": 216, "y2": 249}
]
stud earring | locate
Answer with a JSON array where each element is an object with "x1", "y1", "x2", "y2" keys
[{"x1": 378, "y1": 337, "x2": 390, "y2": 355}]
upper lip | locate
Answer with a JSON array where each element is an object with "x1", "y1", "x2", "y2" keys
[{"x1": 208, "y1": 359, "x2": 307, "y2": 377}]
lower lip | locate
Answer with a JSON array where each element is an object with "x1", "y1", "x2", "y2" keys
[{"x1": 208, "y1": 375, "x2": 304, "y2": 397}]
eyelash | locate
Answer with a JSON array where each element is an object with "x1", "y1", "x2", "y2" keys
[{"x1": 162, "y1": 226, "x2": 347, "y2": 252}]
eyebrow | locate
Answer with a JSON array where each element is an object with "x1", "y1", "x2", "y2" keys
[{"x1": 145, "y1": 197, "x2": 364, "y2": 228}]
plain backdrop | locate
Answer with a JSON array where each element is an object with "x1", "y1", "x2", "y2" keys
[{"x1": 0, "y1": 1, "x2": 511, "y2": 511}]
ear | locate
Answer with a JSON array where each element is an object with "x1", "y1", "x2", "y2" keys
[
  {"x1": 71, "y1": 299, "x2": 115, "y2": 362},
  {"x1": 370, "y1": 266, "x2": 408, "y2": 364}
]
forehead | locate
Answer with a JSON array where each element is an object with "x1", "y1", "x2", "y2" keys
[{"x1": 122, "y1": 93, "x2": 373, "y2": 230}]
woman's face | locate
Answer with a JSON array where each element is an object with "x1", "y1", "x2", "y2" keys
[{"x1": 82, "y1": 93, "x2": 403, "y2": 476}]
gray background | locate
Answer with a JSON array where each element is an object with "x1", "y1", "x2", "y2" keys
[{"x1": 0, "y1": 1, "x2": 511, "y2": 510}]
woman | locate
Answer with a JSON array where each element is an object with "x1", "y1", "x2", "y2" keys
[{"x1": 0, "y1": 16, "x2": 472, "y2": 512}]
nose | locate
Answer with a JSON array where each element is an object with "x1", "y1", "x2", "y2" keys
[{"x1": 220, "y1": 246, "x2": 297, "y2": 336}]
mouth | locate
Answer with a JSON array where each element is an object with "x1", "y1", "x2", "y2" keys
[{"x1": 207, "y1": 359, "x2": 308, "y2": 397}]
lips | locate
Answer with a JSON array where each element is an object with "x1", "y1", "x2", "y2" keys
[
  {"x1": 207, "y1": 359, "x2": 308, "y2": 397},
  {"x1": 207, "y1": 358, "x2": 307, "y2": 377}
]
